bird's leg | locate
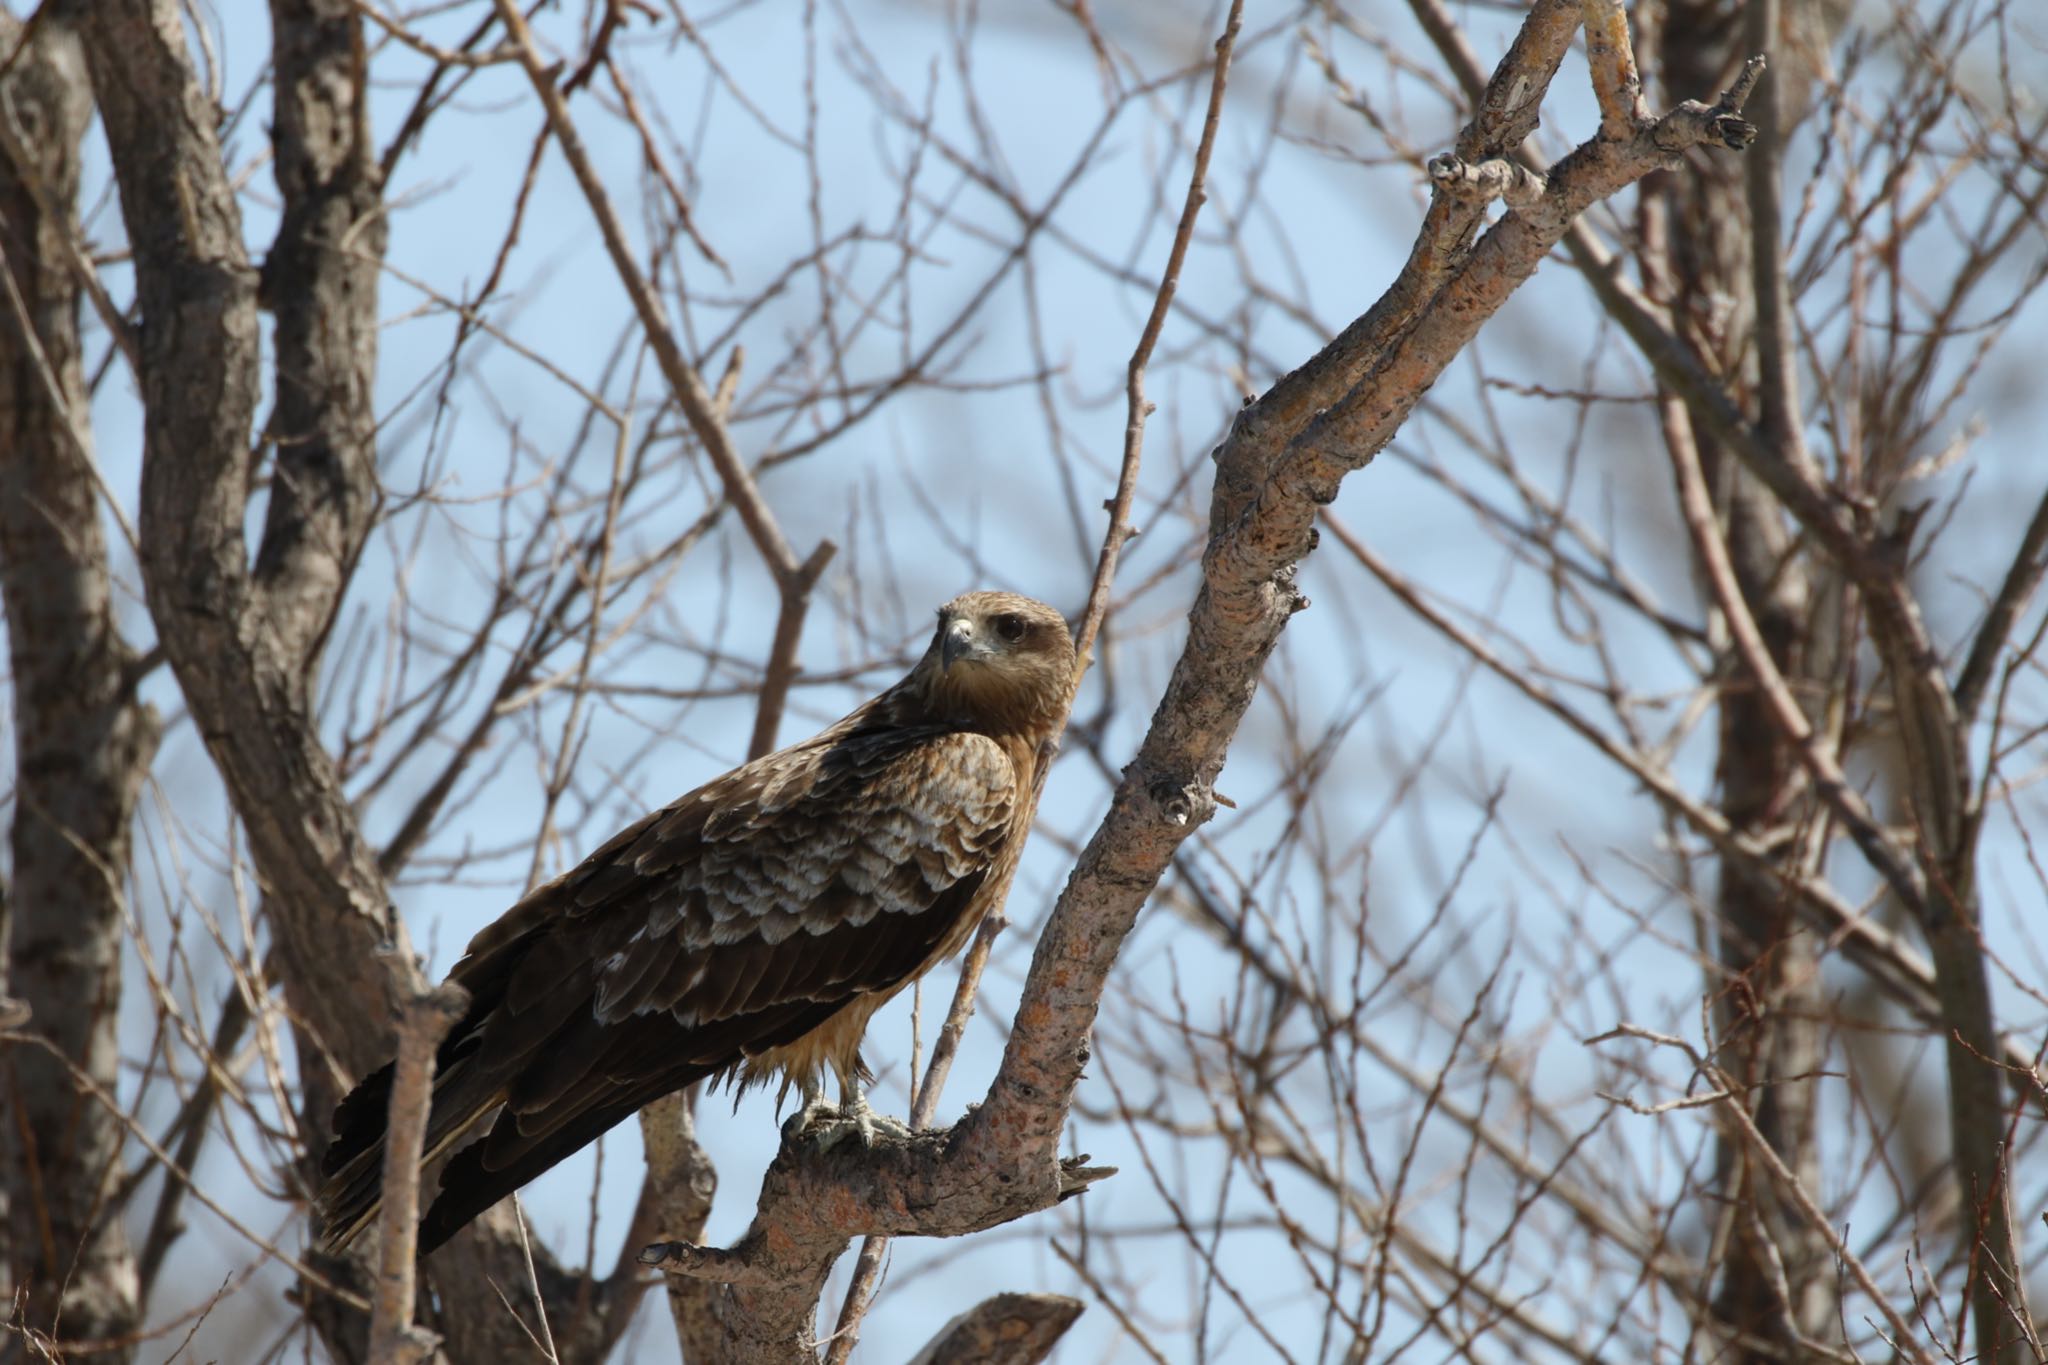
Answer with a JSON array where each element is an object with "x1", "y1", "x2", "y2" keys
[
  {"x1": 780, "y1": 1071, "x2": 835, "y2": 1143},
  {"x1": 835, "y1": 1078, "x2": 913, "y2": 1148},
  {"x1": 793, "y1": 1073, "x2": 913, "y2": 1154}
]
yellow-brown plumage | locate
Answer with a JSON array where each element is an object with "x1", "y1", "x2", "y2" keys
[{"x1": 318, "y1": 591, "x2": 1072, "y2": 1255}]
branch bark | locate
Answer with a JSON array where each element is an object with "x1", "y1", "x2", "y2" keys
[
  {"x1": 260, "y1": 0, "x2": 389, "y2": 669},
  {"x1": 0, "y1": 13, "x2": 157, "y2": 1358},
  {"x1": 640, "y1": 8, "x2": 1765, "y2": 1358},
  {"x1": 64, "y1": 0, "x2": 401, "y2": 1086},
  {"x1": 1648, "y1": 3, "x2": 2033, "y2": 1353},
  {"x1": 63, "y1": 3, "x2": 641, "y2": 1359},
  {"x1": 1430, "y1": 11, "x2": 2040, "y2": 1354},
  {"x1": 367, "y1": 983, "x2": 470, "y2": 1365},
  {"x1": 1645, "y1": 2, "x2": 1836, "y2": 1344},
  {"x1": 904, "y1": 1293, "x2": 1083, "y2": 1365}
]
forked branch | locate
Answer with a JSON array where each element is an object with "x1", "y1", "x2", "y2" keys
[{"x1": 635, "y1": 5, "x2": 1765, "y2": 1358}]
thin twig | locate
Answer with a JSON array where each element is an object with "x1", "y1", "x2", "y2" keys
[
  {"x1": 1072, "y1": 0, "x2": 1245, "y2": 680},
  {"x1": 136, "y1": 988, "x2": 250, "y2": 1298},
  {"x1": 1955, "y1": 486, "x2": 2048, "y2": 725},
  {"x1": 1662, "y1": 391, "x2": 1929, "y2": 913},
  {"x1": 1323, "y1": 513, "x2": 2038, "y2": 1083},
  {"x1": 0, "y1": 1028, "x2": 369, "y2": 1309},
  {"x1": 488, "y1": 0, "x2": 831, "y2": 603},
  {"x1": 1050, "y1": 1240, "x2": 1172, "y2": 1365},
  {"x1": 1589, "y1": 1026, "x2": 1934, "y2": 1363},
  {"x1": 510, "y1": 1195, "x2": 561, "y2": 1364}
]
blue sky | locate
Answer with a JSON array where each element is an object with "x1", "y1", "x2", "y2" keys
[{"x1": 57, "y1": 0, "x2": 2048, "y2": 1359}]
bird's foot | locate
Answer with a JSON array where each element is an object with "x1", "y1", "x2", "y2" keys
[
  {"x1": 785, "y1": 1087, "x2": 912, "y2": 1153},
  {"x1": 780, "y1": 1089, "x2": 837, "y2": 1144}
]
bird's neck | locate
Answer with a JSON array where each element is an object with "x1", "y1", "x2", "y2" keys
[{"x1": 885, "y1": 663, "x2": 1066, "y2": 745}]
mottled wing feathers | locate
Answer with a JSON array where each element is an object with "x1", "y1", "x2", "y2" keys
[
  {"x1": 468, "y1": 726, "x2": 1011, "y2": 1053},
  {"x1": 320, "y1": 590, "x2": 1077, "y2": 1257},
  {"x1": 324, "y1": 720, "x2": 1017, "y2": 1254},
  {"x1": 415, "y1": 894, "x2": 988, "y2": 1253}
]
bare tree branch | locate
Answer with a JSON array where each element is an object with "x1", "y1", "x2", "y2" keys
[
  {"x1": 367, "y1": 982, "x2": 468, "y2": 1365},
  {"x1": 903, "y1": 1292, "x2": 1083, "y2": 1365},
  {"x1": 0, "y1": 13, "x2": 156, "y2": 1358},
  {"x1": 635, "y1": 10, "x2": 1769, "y2": 1359},
  {"x1": 14, "y1": 0, "x2": 2043, "y2": 1359}
]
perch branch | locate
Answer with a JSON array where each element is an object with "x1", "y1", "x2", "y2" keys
[{"x1": 634, "y1": 7, "x2": 1766, "y2": 1358}]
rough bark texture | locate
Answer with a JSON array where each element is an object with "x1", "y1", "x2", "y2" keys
[
  {"x1": 69, "y1": 0, "x2": 398, "y2": 1085},
  {"x1": 641, "y1": 12, "x2": 1764, "y2": 1355},
  {"x1": 905, "y1": 1293, "x2": 1083, "y2": 1365},
  {"x1": 0, "y1": 13, "x2": 158, "y2": 1360},
  {"x1": 1873, "y1": 562, "x2": 2038, "y2": 1364},
  {"x1": 260, "y1": 0, "x2": 388, "y2": 675},
  {"x1": 639, "y1": 1091, "x2": 723, "y2": 1362},
  {"x1": 57, "y1": 3, "x2": 642, "y2": 1359},
  {"x1": 1636, "y1": 1, "x2": 2032, "y2": 1355}
]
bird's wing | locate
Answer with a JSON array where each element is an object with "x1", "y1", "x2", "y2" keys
[
  {"x1": 332, "y1": 724, "x2": 1021, "y2": 1254},
  {"x1": 427, "y1": 723, "x2": 1015, "y2": 1173},
  {"x1": 598, "y1": 723, "x2": 1016, "y2": 1015},
  {"x1": 478, "y1": 721, "x2": 1014, "y2": 1050}
]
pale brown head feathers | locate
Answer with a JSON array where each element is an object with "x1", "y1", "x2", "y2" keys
[{"x1": 908, "y1": 591, "x2": 1074, "y2": 736}]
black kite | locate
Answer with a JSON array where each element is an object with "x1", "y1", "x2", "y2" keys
[{"x1": 319, "y1": 590, "x2": 1073, "y2": 1254}]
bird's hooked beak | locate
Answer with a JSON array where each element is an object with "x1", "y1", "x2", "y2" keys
[{"x1": 940, "y1": 616, "x2": 984, "y2": 672}]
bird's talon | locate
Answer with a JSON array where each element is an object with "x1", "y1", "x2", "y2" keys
[
  {"x1": 788, "y1": 1093, "x2": 912, "y2": 1153},
  {"x1": 809, "y1": 1115, "x2": 858, "y2": 1154},
  {"x1": 781, "y1": 1092, "x2": 836, "y2": 1143},
  {"x1": 865, "y1": 1111, "x2": 913, "y2": 1143}
]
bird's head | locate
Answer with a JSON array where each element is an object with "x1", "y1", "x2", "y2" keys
[{"x1": 911, "y1": 591, "x2": 1075, "y2": 736}]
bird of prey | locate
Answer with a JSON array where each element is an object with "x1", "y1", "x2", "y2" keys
[{"x1": 318, "y1": 590, "x2": 1074, "y2": 1255}]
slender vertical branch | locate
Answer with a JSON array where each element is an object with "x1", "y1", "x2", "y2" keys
[
  {"x1": 487, "y1": 0, "x2": 832, "y2": 603},
  {"x1": 368, "y1": 982, "x2": 469, "y2": 1365},
  {"x1": 1953, "y1": 487, "x2": 2048, "y2": 726},
  {"x1": 1072, "y1": 0, "x2": 1245, "y2": 676}
]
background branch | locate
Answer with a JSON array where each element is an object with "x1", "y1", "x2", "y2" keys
[{"x1": 367, "y1": 982, "x2": 469, "y2": 1365}]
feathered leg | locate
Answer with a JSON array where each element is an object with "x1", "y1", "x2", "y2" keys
[
  {"x1": 779, "y1": 1066, "x2": 911, "y2": 1151},
  {"x1": 780, "y1": 1071, "x2": 832, "y2": 1142},
  {"x1": 828, "y1": 1079, "x2": 912, "y2": 1149}
]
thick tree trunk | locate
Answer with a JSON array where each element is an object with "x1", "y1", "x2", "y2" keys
[
  {"x1": 1650, "y1": 0, "x2": 1838, "y2": 1352},
  {"x1": 0, "y1": 14, "x2": 158, "y2": 1360},
  {"x1": 52, "y1": 2, "x2": 645, "y2": 1358}
]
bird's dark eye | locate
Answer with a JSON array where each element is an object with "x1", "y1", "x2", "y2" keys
[{"x1": 993, "y1": 612, "x2": 1027, "y2": 643}]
